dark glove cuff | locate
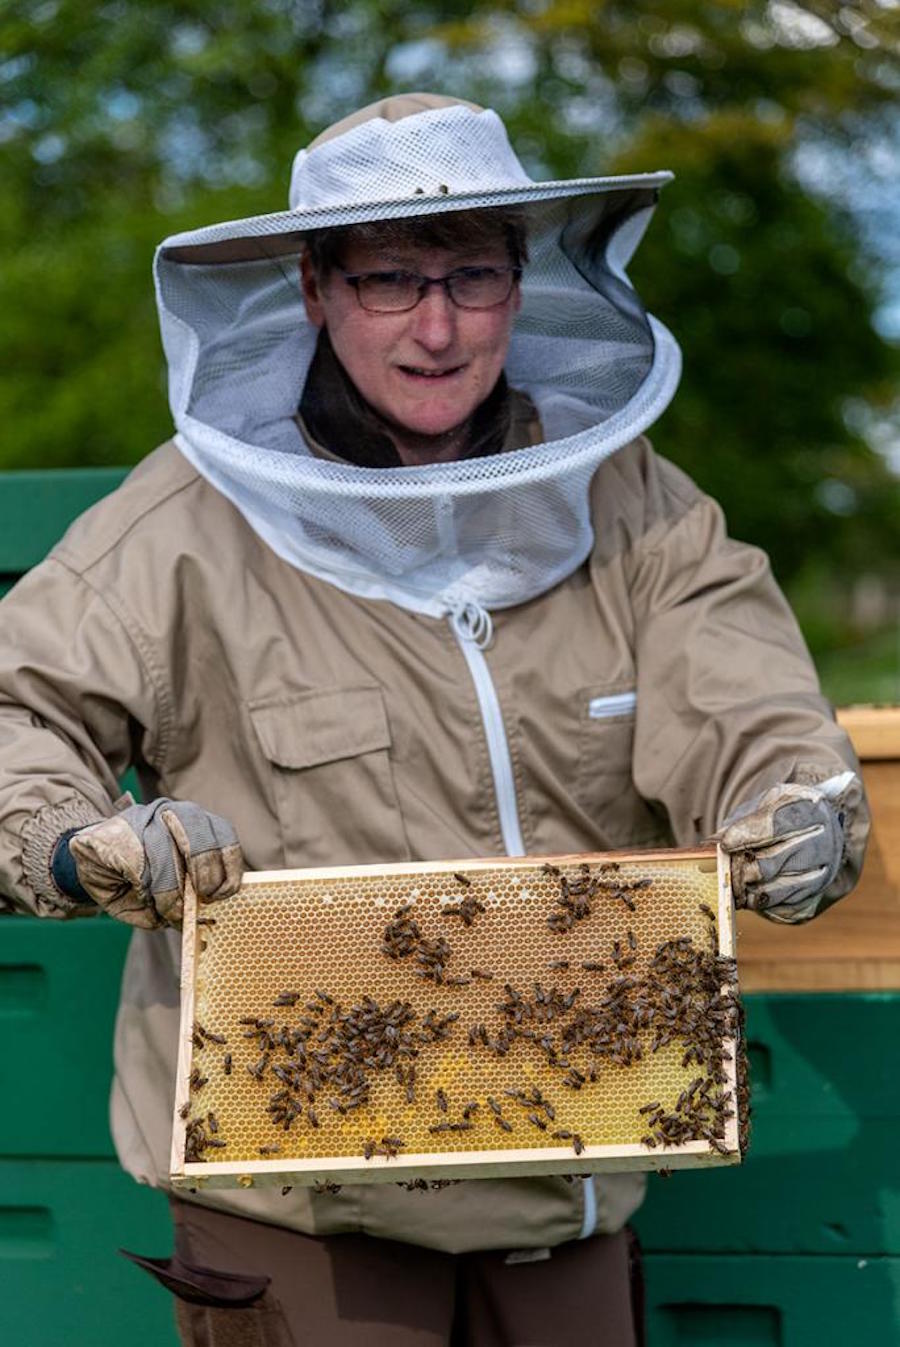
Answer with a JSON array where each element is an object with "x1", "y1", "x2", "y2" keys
[{"x1": 51, "y1": 829, "x2": 96, "y2": 905}]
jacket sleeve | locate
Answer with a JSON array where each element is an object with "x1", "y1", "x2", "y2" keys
[
  {"x1": 625, "y1": 453, "x2": 868, "y2": 921},
  {"x1": 0, "y1": 557, "x2": 164, "y2": 917}
]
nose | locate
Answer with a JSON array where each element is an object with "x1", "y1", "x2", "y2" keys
[{"x1": 411, "y1": 283, "x2": 456, "y2": 351}]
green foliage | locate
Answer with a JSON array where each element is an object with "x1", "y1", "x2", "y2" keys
[
  {"x1": 623, "y1": 110, "x2": 899, "y2": 586},
  {"x1": 1, "y1": 0, "x2": 898, "y2": 676},
  {"x1": 815, "y1": 624, "x2": 900, "y2": 705}
]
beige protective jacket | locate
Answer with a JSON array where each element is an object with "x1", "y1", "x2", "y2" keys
[{"x1": 0, "y1": 436, "x2": 865, "y2": 1251}]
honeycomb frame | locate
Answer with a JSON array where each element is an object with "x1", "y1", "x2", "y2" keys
[{"x1": 170, "y1": 847, "x2": 740, "y2": 1192}]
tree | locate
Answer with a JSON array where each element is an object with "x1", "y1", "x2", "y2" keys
[{"x1": 2, "y1": 0, "x2": 898, "y2": 658}]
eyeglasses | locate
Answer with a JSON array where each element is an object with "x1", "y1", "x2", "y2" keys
[{"x1": 338, "y1": 264, "x2": 522, "y2": 313}]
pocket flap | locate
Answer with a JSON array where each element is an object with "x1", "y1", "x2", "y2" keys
[{"x1": 248, "y1": 687, "x2": 391, "y2": 770}]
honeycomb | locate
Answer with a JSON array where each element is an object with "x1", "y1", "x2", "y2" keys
[{"x1": 171, "y1": 849, "x2": 741, "y2": 1187}]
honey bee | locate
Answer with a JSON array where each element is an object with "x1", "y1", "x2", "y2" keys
[{"x1": 273, "y1": 991, "x2": 301, "y2": 1007}]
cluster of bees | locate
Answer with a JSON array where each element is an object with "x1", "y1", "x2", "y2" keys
[
  {"x1": 181, "y1": 861, "x2": 747, "y2": 1176},
  {"x1": 631, "y1": 925, "x2": 746, "y2": 1153},
  {"x1": 380, "y1": 878, "x2": 487, "y2": 985},
  {"x1": 544, "y1": 861, "x2": 651, "y2": 931}
]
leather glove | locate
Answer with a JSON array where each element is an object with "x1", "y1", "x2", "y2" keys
[
  {"x1": 716, "y1": 772, "x2": 859, "y2": 923},
  {"x1": 62, "y1": 798, "x2": 244, "y2": 929}
]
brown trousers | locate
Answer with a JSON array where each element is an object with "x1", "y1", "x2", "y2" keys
[{"x1": 166, "y1": 1199, "x2": 640, "y2": 1347}]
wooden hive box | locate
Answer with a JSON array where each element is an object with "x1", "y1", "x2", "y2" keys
[{"x1": 170, "y1": 848, "x2": 743, "y2": 1193}]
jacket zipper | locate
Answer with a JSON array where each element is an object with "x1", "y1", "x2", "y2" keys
[
  {"x1": 449, "y1": 604, "x2": 598, "y2": 1238},
  {"x1": 450, "y1": 609, "x2": 524, "y2": 858}
]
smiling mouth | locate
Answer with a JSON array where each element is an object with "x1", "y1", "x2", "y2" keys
[{"x1": 398, "y1": 365, "x2": 465, "y2": 379}]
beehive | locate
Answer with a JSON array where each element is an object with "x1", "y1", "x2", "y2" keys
[{"x1": 170, "y1": 848, "x2": 742, "y2": 1191}]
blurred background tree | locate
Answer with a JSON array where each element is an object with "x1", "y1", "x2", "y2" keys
[{"x1": 1, "y1": 0, "x2": 898, "y2": 697}]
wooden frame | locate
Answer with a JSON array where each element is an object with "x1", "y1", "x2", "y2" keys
[{"x1": 170, "y1": 847, "x2": 739, "y2": 1192}]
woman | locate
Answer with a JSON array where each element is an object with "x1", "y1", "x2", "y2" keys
[{"x1": 0, "y1": 92, "x2": 866, "y2": 1345}]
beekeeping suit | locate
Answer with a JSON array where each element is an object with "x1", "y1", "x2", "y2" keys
[{"x1": 0, "y1": 94, "x2": 867, "y2": 1269}]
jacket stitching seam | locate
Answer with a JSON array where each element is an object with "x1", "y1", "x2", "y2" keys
[
  {"x1": 633, "y1": 495, "x2": 713, "y2": 570},
  {"x1": 49, "y1": 557, "x2": 175, "y2": 774},
  {"x1": 53, "y1": 449, "x2": 200, "y2": 573}
]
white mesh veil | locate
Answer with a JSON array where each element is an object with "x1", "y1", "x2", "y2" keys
[{"x1": 153, "y1": 102, "x2": 681, "y2": 621}]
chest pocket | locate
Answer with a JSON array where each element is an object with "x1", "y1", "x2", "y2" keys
[
  {"x1": 574, "y1": 684, "x2": 668, "y2": 848},
  {"x1": 248, "y1": 686, "x2": 411, "y2": 868}
]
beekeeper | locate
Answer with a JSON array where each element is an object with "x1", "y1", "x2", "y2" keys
[{"x1": 0, "y1": 93, "x2": 867, "y2": 1346}]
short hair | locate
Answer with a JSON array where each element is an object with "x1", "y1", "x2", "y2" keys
[{"x1": 303, "y1": 205, "x2": 529, "y2": 277}]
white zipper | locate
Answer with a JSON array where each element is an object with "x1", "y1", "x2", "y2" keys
[
  {"x1": 450, "y1": 605, "x2": 525, "y2": 858},
  {"x1": 449, "y1": 599, "x2": 597, "y2": 1237}
]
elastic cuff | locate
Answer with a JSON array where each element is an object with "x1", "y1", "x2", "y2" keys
[
  {"x1": 51, "y1": 829, "x2": 95, "y2": 905},
  {"x1": 21, "y1": 797, "x2": 109, "y2": 916}
]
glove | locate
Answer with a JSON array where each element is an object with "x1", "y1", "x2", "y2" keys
[
  {"x1": 716, "y1": 772, "x2": 859, "y2": 922},
  {"x1": 61, "y1": 798, "x2": 243, "y2": 929}
]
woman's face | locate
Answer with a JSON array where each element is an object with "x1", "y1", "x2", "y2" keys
[{"x1": 301, "y1": 236, "x2": 520, "y2": 462}]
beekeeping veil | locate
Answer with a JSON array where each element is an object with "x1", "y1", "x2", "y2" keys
[{"x1": 154, "y1": 93, "x2": 681, "y2": 632}]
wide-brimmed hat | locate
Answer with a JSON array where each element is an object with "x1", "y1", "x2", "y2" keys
[
  {"x1": 160, "y1": 92, "x2": 671, "y2": 263},
  {"x1": 290, "y1": 92, "x2": 671, "y2": 224}
]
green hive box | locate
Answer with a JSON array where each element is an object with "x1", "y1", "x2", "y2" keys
[
  {"x1": 0, "y1": 1161, "x2": 175, "y2": 1347},
  {"x1": 636, "y1": 994, "x2": 900, "y2": 1258},
  {"x1": 643, "y1": 1254, "x2": 900, "y2": 1346},
  {"x1": 0, "y1": 917, "x2": 176, "y2": 1346}
]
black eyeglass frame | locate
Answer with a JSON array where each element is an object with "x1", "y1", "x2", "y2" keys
[{"x1": 337, "y1": 264, "x2": 523, "y2": 313}]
